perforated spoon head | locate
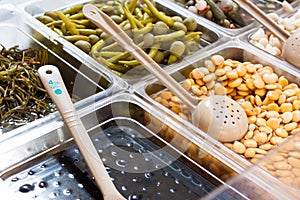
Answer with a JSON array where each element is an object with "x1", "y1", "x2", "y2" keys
[
  {"x1": 283, "y1": 31, "x2": 300, "y2": 68},
  {"x1": 192, "y1": 95, "x2": 248, "y2": 142}
]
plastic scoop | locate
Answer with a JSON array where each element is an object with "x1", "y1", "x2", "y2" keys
[
  {"x1": 82, "y1": 4, "x2": 248, "y2": 142},
  {"x1": 233, "y1": 0, "x2": 300, "y2": 68},
  {"x1": 38, "y1": 65, "x2": 125, "y2": 200}
]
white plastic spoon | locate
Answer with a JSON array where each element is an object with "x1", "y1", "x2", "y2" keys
[
  {"x1": 233, "y1": 0, "x2": 300, "y2": 68},
  {"x1": 82, "y1": 4, "x2": 248, "y2": 142},
  {"x1": 38, "y1": 65, "x2": 125, "y2": 200}
]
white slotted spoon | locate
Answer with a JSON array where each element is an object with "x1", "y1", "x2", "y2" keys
[
  {"x1": 233, "y1": 0, "x2": 300, "y2": 68},
  {"x1": 38, "y1": 65, "x2": 125, "y2": 200},
  {"x1": 82, "y1": 4, "x2": 248, "y2": 142}
]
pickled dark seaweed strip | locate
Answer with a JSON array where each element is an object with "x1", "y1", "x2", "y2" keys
[{"x1": 0, "y1": 45, "x2": 55, "y2": 127}]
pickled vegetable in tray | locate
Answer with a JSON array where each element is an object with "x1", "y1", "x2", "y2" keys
[
  {"x1": 0, "y1": 45, "x2": 55, "y2": 131},
  {"x1": 37, "y1": 0, "x2": 208, "y2": 77},
  {"x1": 174, "y1": 0, "x2": 247, "y2": 28}
]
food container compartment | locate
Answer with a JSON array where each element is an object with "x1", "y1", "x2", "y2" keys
[
  {"x1": 202, "y1": 164, "x2": 294, "y2": 199},
  {"x1": 1, "y1": 92, "x2": 242, "y2": 199},
  {"x1": 135, "y1": 39, "x2": 300, "y2": 170},
  {"x1": 256, "y1": 131, "x2": 300, "y2": 199},
  {"x1": 203, "y1": 131, "x2": 300, "y2": 200},
  {"x1": 18, "y1": 0, "x2": 222, "y2": 83},
  {"x1": 167, "y1": 0, "x2": 284, "y2": 36},
  {"x1": 246, "y1": 1, "x2": 300, "y2": 67},
  {"x1": 0, "y1": 5, "x2": 123, "y2": 134}
]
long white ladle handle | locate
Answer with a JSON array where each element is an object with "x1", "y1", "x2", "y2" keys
[
  {"x1": 233, "y1": 0, "x2": 290, "y2": 42},
  {"x1": 38, "y1": 65, "x2": 125, "y2": 200}
]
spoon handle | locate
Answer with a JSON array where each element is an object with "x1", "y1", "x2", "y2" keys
[
  {"x1": 233, "y1": 0, "x2": 290, "y2": 42},
  {"x1": 83, "y1": 4, "x2": 198, "y2": 109},
  {"x1": 38, "y1": 65, "x2": 125, "y2": 200}
]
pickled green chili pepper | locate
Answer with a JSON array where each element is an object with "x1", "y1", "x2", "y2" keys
[
  {"x1": 55, "y1": 11, "x2": 79, "y2": 35},
  {"x1": 91, "y1": 39, "x2": 105, "y2": 55},
  {"x1": 111, "y1": 69, "x2": 124, "y2": 77},
  {"x1": 64, "y1": 35, "x2": 90, "y2": 42},
  {"x1": 141, "y1": 6, "x2": 153, "y2": 17},
  {"x1": 100, "y1": 51, "x2": 123, "y2": 57},
  {"x1": 99, "y1": 56, "x2": 130, "y2": 73},
  {"x1": 148, "y1": 43, "x2": 160, "y2": 58},
  {"x1": 71, "y1": 19, "x2": 90, "y2": 26},
  {"x1": 132, "y1": 14, "x2": 145, "y2": 28},
  {"x1": 124, "y1": 3, "x2": 138, "y2": 30},
  {"x1": 69, "y1": 12, "x2": 85, "y2": 20},
  {"x1": 184, "y1": 31, "x2": 203, "y2": 41},
  {"x1": 108, "y1": 51, "x2": 131, "y2": 64},
  {"x1": 118, "y1": 43, "x2": 160, "y2": 66},
  {"x1": 62, "y1": 4, "x2": 84, "y2": 15},
  {"x1": 78, "y1": 29, "x2": 97, "y2": 35},
  {"x1": 128, "y1": 0, "x2": 138, "y2": 13},
  {"x1": 118, "y1": 59, "x2": 140, "y2": 66},
  {"x1": 142, "y1": 0, "x2": 174, "y2": 26},
  {"x1": 101, "y1": 41, "x2": 122, "y2": 51},
  {"x1": 53, "y1": 28, "x2": 64, "y2": 36},
  {"x1": 140, "y1": 17, "x2": 157, "y2": 25},
  {"x1": 45, "y1": 20, "x2": 63, "y2": 28},
  {"x1": 132, "y1": 22, "x2": 153, "y2": 34},
  {"x1": 154, "y1": 30, "x2": 185, "y2": 43}
]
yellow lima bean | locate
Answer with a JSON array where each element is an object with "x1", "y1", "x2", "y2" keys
[
  {"x1": 274, "y1": 161, "x2": 292, "y2": 170},
  {"x1": 293, "y1": 100, "x2": 300, "y2": 110},
  {"x1": 253, "y1": 132, "x2": 268, "y2": 144},
  {"x1": 232, "y1": 141, "x2": 246, "y2": 154},
  {"x1": 275, "y1": 128, "x2": 288, "y2": 138},
  {"x1": 226, "y1": 70, "x2": 238, "y2": 79},
  {"x1": 292, "y1": 110, "x2": 300, "y2": 122},
  {"x1": 243, "y1": 139, "x2": 257, "y2": 148},
  {"x1": 244, "y1": 148, "x2": 256, "y2": 158},
  {"x1": 182, "y1": 79, "x2": 194, "y2": 91},
  {"x1": 161, "y1": 91, "x2": 172, "y2": 100},
  {"x1": 228, "y1": 78, "x2": 242, "y2": 88},
  {"x1": 253, "y1": 77, "x2": 265, "y2": 89},
  {"x1": 266, "y1": 117, "x2": 281, "y2": 130},
  {"x1": 281, "y1": 112, "x2": 293, "y2": 123},
  {"x1": 191, "y1": 68, "x2": 205, "y2": 79},
  {"x1": 262, "y1": 73, "x2": 278, "y2": 84},
  {"x1": 280, "y1": 103, "x2": 293, "y2": 113},
  {"x1": 284, "y1": 122, "x2": 298, "y2": 131},
  {"x1": 288, "y1": 157, "x2": 300, "y2": 168},
  {"x1": 211, "y1": 55, "x2": 224, "y2": 66}
]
